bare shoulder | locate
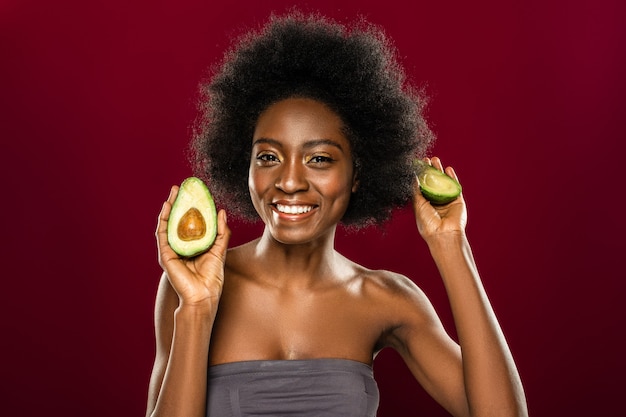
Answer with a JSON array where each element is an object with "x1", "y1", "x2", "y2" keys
[
  {"x1": 223, "y1": 239, "x2": 259, "y2": 274},
  {"x1": 353, "y1": 264, "x2": 442, "y2": 347},
  {"x1": 357, "y1": 265, "x2": 431, "y2": 309}
]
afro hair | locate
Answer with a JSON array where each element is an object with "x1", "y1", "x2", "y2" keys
[{"x1": 192, "y1": 11, "x2": 434, "y2": 228}]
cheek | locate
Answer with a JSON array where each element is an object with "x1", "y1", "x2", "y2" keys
[
  {"x1": 247, "y1": 169, "x2": 263, "y2": 209},
  {"x1": 248, "y1": 168, "x2": 274, "y2": 210},
  {"x1": 318, "y1": 173, "x2": 354, "y2": 202},
  {"x1": 248, "y1": 165, "x2": 266, "y2": 192}
]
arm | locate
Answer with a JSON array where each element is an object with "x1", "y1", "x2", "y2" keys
[
  {"x1": 428, "y1": 232, "x2": 526, "y2": 417},
  {"x1": 398, "y1": 157, "x2": 527, "y2": 417},
  {"x1": 145, "y1": 186, "x2": 231, "y2": 417}
]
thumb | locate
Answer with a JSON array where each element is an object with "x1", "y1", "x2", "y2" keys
[{"x1": 209, "y1": 209, "x2": 231, "y2": 262}]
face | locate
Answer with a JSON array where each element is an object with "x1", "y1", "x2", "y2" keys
[{"x1": 249, "y1": 97, "x2": 358, "y2": 245}]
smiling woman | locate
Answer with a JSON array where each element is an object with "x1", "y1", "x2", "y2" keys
[
  {"x1": 146, "y1": 11, "x2": 528, "y2": 417},
  {"x1": 249, "y1": 98, "x2": 357, "y2": 245}
]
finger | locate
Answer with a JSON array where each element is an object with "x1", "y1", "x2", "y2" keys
[
  {"x1": 412, "y1": 175, "x2": 433, "y2": 211},
  {"x1": 156, "y1": 186, "x2": 178, "y2": 237},
  {"x1": 412, "y1": 174, "x2": 423, "y2": 196},
  {"x1": 446, "y1": 166, "x2": 460, "y2": 182},
  {"x1": 208, "y1": 209, "x2": 231, "y2": 262},
  {"x1": 167, "y1": 185, "x2": 179, "y2": 205},
  {"x1": 156, "y1": 186, "x2": 180, "y2": 265},
  {"x1": 430, "y1": 156, "x2": 444, "y2": 172},
  {"x1": 431, "y1": 156, "x2": 461, "y2": 183}
]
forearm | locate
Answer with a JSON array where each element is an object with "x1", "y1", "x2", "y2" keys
[
  {"x1": 150, "y1": 306, "x2": 215, "y2": 417},
  {"x1": 428, "y1": 233, "x2": 527, "y2": 417}
]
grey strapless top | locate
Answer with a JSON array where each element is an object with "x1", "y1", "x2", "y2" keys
[{"x1": 206, "y1": 358, "x2": 379, "y2": 416}]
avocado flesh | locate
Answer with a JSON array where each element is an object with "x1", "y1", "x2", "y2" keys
[
  {"x1": 414, "y1": 160, "x2": 462, "y2": 205},
  {"x1": 167, "y1": 177, "x2": 217, "y2": 257}
]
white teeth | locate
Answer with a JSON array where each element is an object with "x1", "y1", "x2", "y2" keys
[{"x1": 276, "y1": 204, "x2": 313, "y2": 214}]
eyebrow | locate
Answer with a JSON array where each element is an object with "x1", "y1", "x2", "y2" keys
[{"x1": 252, "y1": 138, "x2": 345, "y2": 152}]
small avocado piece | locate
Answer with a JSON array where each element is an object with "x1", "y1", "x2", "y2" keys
[
  {"x1": 413, "y1": 159, "x2": 462, "y2": 205},
  {"x1": 167, "y1": 177, "x2": 217, "y2": 257}
]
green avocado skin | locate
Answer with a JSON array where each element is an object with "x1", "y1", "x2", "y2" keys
[
  {"x1": 167, "y1": 177, "x2": 217, "y2": 257},
  {"x1": 413, "y1": 160, "x2": 462, "y2": 205},
  {"x1": 419, "y1": 187, "x2": 460, "y2": 205}
]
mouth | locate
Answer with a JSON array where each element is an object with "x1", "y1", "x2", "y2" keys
[{"x1": 274, "y1": 203, "x2": 315, "y2": 215}]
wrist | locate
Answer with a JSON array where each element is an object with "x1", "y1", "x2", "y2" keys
[
  {"x1": 175, "y1": 302, "x2": 219, "y2": 321},
  {"x1": 425, "y1": 231, "x2": 480, "y2": 285},
  {"x1": 424, "y1": 230, "x2": 468, "y2": 251}
]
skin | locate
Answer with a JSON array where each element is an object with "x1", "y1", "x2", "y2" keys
[{"x1": 146, "y1": 97, "x2": 528, "y2": 417}]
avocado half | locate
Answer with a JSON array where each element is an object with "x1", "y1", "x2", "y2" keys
[
  {"x1": 413, "y1": 159, "x2": 462, "y2": 205},
  {"x1": 167, "y1": 177, "x2": 217, "y2": 257}
]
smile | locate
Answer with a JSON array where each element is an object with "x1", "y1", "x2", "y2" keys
[{"x1": 275, "y1": 204, "x2": 314, "y2": 214}]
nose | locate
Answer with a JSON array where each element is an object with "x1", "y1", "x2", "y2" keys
[{"x1": 275, "y1": 159, "x2": 308, "y2": 194}]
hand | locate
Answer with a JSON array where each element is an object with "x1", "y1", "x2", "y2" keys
[
  {"x1": 412, "y1": 157, "x2": 467, "y2": 242},
  {"x1": 155, "y1": 185, "x2": 231, "y2": 310}
]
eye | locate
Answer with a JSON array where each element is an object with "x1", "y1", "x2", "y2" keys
[
  {"x1": 307, "y1": 155, "x2": 334, "y2": 165},
  {"x1": 256, "y1": 152, "x2": 280, "y2": 166},
  {"x1": 258, "y1": 154, "x2": 277, "y2": 161}
]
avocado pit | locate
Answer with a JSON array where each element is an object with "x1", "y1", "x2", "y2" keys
[{"x1": 177, "y1": 207, "x2": 207, "y2": 241}]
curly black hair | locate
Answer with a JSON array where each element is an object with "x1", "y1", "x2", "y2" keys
[{"x1": 191, "y1": 11, "x2": 434, "y2": 228}]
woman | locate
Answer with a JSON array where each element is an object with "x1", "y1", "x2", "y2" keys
[{"x1": 146, "y1": 12, "x2": 527, "y2": 417}]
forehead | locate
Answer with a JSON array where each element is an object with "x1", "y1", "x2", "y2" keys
[{"x1": 253, "y1": 97, "x2": 349, "y2": 148}]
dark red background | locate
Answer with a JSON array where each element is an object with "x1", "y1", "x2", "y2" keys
[{"x1": 1, "y1": 0, "x2": 624, "y2": 415}]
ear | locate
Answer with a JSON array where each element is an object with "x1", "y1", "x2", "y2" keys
[{"x1": 351, "y1": 171, "x2": 359, "y2": 193}]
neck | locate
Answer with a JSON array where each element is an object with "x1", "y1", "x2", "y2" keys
[{"x1": 252, "y1": 226, "x2": 339, "y2": 288}]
